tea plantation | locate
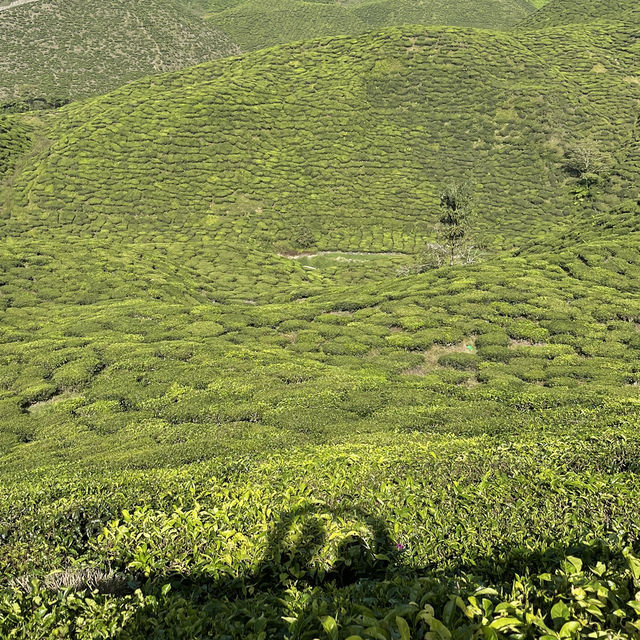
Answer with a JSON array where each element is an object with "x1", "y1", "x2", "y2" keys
[
  {"x1": 0, "y1": 0, "x2": 547, "y2": 105},
  {"x1": 1, "y1": 0, "x2": 640, "y2": 638},
  {"x1": 520, "y1": 0, "x2": 640, "y2": 27},
  {"x1": 201, "y1": 0, "x2": 536, "y2": 51}
]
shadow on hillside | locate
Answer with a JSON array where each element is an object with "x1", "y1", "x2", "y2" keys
[
  {"x1": 109, "y1": 503, "x2": 627, "y2": 640},
  {"x1": 109, "y1": 503, "x2": 404, "y2": 639}
]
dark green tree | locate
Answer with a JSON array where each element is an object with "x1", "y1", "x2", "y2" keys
[
  {"x1": 295, "y1": 225, "x2": 316, "y2": 249},
  {"x1": 438, "y1": 180, "x2": 475, "y2": 266}
]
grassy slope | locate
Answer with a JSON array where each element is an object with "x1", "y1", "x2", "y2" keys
[
  {"x1": 0, "y1": 0, "x2": 239, "y2": 103},
  {"x1": 1, "y1": 5, "x2": 640, "y2": 639},
  {"x1": 1, "y1": 223, "x2": 639, "y2": 636},
  {"x1": 205, "y1": 0, "x2": 535, "y2": 50}
]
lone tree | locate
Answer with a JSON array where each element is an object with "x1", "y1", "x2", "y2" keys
[
  {"x1": 564, "y1": 140, "x2": 610, "y2": 191},
  {"x1": 438, "y1": 180, "x2": 475, "y2": 266}
]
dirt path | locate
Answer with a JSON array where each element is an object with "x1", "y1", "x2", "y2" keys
[
  {"x1": 0, "y1": 0, "x2": 41, "y2": 12},
  {"x1": 280, "y1": 250, "x2": 406, "y2": 259}
]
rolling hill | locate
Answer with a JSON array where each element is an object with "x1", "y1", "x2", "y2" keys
[
  {"x1": 520, "y1": 0, "x2": 640, "y2": 27},
  {"x1": 4, "y1": 20, "x2": 639, "y2": 269},
  {"x1": 1, "y1": 1, "x2": 640, "y2": 638},
  {"x1": 203, "y1": 0, "x2": 536, "y2": 51},
  {"x1": 0, "y1": 0, "x2": 239, "y2": 105},
  {"x1": 0, "y1": 0, "x2": 541, "y2": 106}
]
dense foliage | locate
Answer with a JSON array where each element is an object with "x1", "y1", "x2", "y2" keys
[
  {"x1": 0, "y1": 0, "x2": 639, "y2": 637},
  {"x1": 5, "y1": 20, "x2": 640, "y2": 267},
  {"x1": 520, "y1": 0, "x2": 640, "y2": 27},
  {"x1": 0, "y1": 115, "x2": 30, "y2": 179},
  {"x1": 202, "y1": 0, "x2": 535, "y2": 51},
  {"x1": 0, "y1": 0, "x2": 549, "y2": 104}
]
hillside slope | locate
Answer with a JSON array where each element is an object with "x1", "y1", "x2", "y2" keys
[
  {"x1": 520, "y1": 0, "x2": 640, "y2": 27},
  {"x1": 204, "y1": 0, "x2": 535, "y2": 50},
  {"x1": 4, "y1": 22, "x2": 639, "y2": 269},
  {"x1": 0, "y1": 0, "x2": 239, "y2": 104},
  {"x1": 1, "y1": 17, "x2": 639, "y2": 440},
  {"x1": 0, "y1": 115, "x2": 30, "y2": 179}
]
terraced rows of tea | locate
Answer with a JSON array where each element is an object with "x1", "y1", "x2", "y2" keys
[
  {"x1": 2, "y1": 226, "x2": 640, "y2": 465},
  {"x1": 1, "y1": 219, "x2": 640, "y2": 634},
  {"x1": 6, "y1": 23, "x2": 640, "y2": 266},
  {"x1": 520, "y1": 0, "x2": 640, "y2": 27},
  {"x1": 203, "y1": 0, "x2": 535, "y2": 51},
  {"x1": 0, "y1": 115, "x2": 29, "y2": 179},
  {"x1": 1, "y1": 1, "x2": 640, "y2": 638}
]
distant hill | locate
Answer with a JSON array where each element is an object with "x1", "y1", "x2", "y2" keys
[
  {"x1": 520, "y1": 0, "x2": 640, "y2": 27},
  {"x1": 0, "y1": 0, "x2": 239, "y2": 104},
  {"x1": 204, "y1": 0, "x2": 536, "y2": 51}
]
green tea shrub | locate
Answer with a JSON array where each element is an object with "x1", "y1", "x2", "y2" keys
[
  {"x1": 1, "y1": 7, "x2": 640, "y2": 637},
  {"x1": 477, "y1": 346, "x2": 513, "y2": 362},
  {"x1": 506, "y1": 358, "x2": 547, "y2": 383},
  {"x1": 510, "y1": 344, "x2": 575, "y2": 359},
  {"x1": 543, "y1": 319, "x2": 585, "y2": 336},
  {"x1": 507, "y1": 319, "x2": 549, "y2": 343},
  {"x1": 51, "y1": 358, "x2": 103, "y2": 388},
  {"x1": 385, "y1": 332, "x2": 433, "y2": 350},
  {"x1": 437, "y1": 352, "x2": 479, "y2": 370},
  {"x1": 18, "y1": 383, "x2": 57, "y2": 407},
  {"x1": 321, "y1": 338, "x2": 369, "y2": 356},
  {"x1": 475, "y1": 332, "x2": 510, "y2": 348}
]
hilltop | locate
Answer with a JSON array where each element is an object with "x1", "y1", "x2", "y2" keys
[
  {"x1": 0, "y1": 0, "x2": 239, "y2": 105},
  {"x1": 204, "y1": 0, "x2": 536, "y2": 51},
  {"x1": 0, "y1": 0, "x2": 540, "y2": 105}
]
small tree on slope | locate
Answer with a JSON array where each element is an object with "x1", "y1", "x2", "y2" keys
[{"x1": 438, "y1": 180, "x2": 475, "y2": 266}]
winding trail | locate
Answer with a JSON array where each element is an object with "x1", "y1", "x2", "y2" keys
[{"x1": 0, "y1": 0, "x2": 41, "y2": 12}]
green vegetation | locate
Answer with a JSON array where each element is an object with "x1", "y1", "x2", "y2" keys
[
  {"x1": 5, "y1": 21, "x2": 640, "y2": 261},
  {"x1": 0, "y1": 0, "x2": 541, "y2": 104},
  {"x1": 0, "y1": 115, "x2": 30, "y2": 179},
  {"x1": 203, "y1": 0, "x2": 535, "y2": 51},
  {"x1": 1, "y1": 0, "x2": 640, "y2": 637},
  {"x1": 2, "y1": 436, "x2": 640, "y2": 638},
  {"x1": 520, "y1": 0, "x2": 640, "y2": 27},
  {"x1": 0, "y1": 0, "x2": 239, "y2": 103},
  {"x1": 437, "y1": 181, "x2": 476, "y2": 266}
]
